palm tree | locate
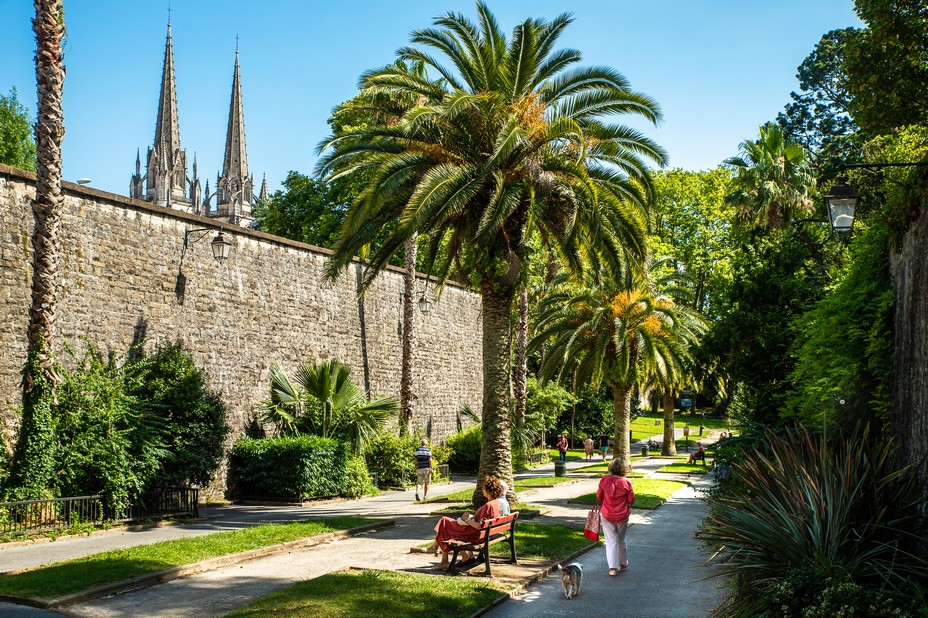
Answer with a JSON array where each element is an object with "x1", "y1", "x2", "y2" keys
[
  {"x1": 259, "y1": 359, "x2": 399, "y2": 453},
  {"x1": 533, "y1": 259, "x2": 705, "y2": 466},
  {"x1": 7, "y1": 0, "x2": 66, "y2": 500},
  {"x1": 318, "y1": 2, "x2": 665, "y2": 503},
  {"x1": 724, "y1": 124, "x2": 816, "y2": 231}
]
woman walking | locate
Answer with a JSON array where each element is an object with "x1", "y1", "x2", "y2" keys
[{"x1": 597, "y1": 458, "x2": 635, "y2": 576}]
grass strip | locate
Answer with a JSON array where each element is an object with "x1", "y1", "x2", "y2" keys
[
  {"x1": 512, "y1": 477, "x2": 577, "y2": 488},
  {"x1": 488, "y1": 522, "x2": 596, "y2": 560},
  {"x1": 570, "y1": 478, "x2": 688, "y2": 509},
  {"x1": 223, "y1": 568, "x2": 512, "y2": 618},
  {"x1": 656, "y1": 463, "x2": 710, "y2": 475},
  {"x1": 0, "y1": 516, "x2": 377, "y2": 600},
  {"x1": 430, "y1": 502, "x2": 540, "y2": 515}
]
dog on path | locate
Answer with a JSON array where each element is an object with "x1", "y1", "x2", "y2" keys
[{"x1": 557, "y1": 562, "x2": 583, "y2": 599}]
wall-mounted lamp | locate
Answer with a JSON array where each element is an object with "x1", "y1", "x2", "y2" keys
[
  {"x1": 417, "y1": 279, "x2": 434, "y2": 314},
  {"x1": 827, "y1": 161, "x2": 928, "y2": 235},
  {"x1": 183, "y1": 227, "x2": 233, "y2": 264}
]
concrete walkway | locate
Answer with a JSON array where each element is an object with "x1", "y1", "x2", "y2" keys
[{"x1": 0, "y1": 432, "x2": 727, "y2": 617}]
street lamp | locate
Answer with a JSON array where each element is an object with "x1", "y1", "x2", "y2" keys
[
  {"x1": 823, "y1": 176, "x2": 858, "y2": 234},
  {"x1": 183, "y1": 227, "x2": 233, "y2": 264}
]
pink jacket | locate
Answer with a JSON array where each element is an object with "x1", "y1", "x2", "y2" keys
[{"x1": 597, "y1": 475, "x2": 634, "y2": 524}]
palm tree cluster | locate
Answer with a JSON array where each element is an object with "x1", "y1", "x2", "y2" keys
[{"x1": 316, "y1": 1, "x2": 712, "y2": 499}]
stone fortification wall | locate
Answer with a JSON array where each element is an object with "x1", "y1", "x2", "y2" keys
[{"x1": 0, "y1": 165, "x2": 483, "y2": 497}]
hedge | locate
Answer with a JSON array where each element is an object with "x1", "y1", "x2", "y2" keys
[{"x1": 229, "y1": 436, "x2": 349, "y2": 499}]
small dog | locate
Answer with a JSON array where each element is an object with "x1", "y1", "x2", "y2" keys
[{"x1": 557, "y1": 562, "x2": 583, "y2": 599}]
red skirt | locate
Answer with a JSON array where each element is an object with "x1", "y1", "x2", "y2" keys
[{"x1": 434, "y1": 517, "x2": 480, "y2": 553}]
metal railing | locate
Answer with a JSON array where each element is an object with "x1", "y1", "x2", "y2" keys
[{"x1": 0, "y1": 488, "x2": 199, "y2": 538}]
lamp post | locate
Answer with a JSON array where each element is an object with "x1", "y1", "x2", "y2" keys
[{"x1": 823, "y1": 176, "x2": 858, "y2": 234}]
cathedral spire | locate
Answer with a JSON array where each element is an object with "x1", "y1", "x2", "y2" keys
[
  {"x1": 214, "y1": 44, "x2": 254, "y2": 225},
  {"x1": 154, "y1": 22, "x2": 181, "y2": 164}
]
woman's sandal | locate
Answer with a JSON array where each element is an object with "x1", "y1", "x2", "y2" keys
[
  {"x1": 609, "y1": 568, "x2": 618, "y2": 576},
  {"x1": 619, "y1": 563, "x2": 629, "y2": 571}
]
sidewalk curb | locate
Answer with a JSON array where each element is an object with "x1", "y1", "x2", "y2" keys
[
  {"x1": 467, "y1": 541, "x2": 602, "y2": 618},
  {"x1": 1, "y1": 520, "x2": 395, "y2": 610}
]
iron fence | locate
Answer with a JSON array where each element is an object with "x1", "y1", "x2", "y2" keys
[{"x1": 0, "y1": 487, "x2": 199, "y2": 538}]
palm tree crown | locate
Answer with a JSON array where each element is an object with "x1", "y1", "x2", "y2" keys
[{"x1": 724, "y1": 124, "x2": 815, "y2": 231}]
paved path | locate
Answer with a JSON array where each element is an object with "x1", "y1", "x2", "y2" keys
[{"x1": 0, "y1": 432, "x2": 727, "y2": 617}]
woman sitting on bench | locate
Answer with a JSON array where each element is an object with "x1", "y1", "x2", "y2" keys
[
  {"x1": 425, "y1": 475, "x2": 505, "y2": 570},
  {"x1": 688, "y1": 444, "x2": 706, "y2": 464}
]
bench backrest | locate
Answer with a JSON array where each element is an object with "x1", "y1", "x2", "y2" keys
[{"x1": 476, "y1": 512, "x2": 519, "y2": 541}]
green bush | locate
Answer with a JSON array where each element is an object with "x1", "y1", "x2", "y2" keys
[
  {"x1": 447, "y1": 426, "x2": 481, "y2": 473},
  {"x1": 228, "y1": 436, "x2": 348, "y2": 499},
  {"x1": 342, "y1": 455, "x2": 376, "y2": 498},
  {"x1": 53, "y1": 345, "x2": 165, "y2": 514},
  {"x1": 125, "y1": 342, "x2": 230, "y2": 488},
  {"x1": 364, "y1": 432, "x2": 420, "y2": 487},
  {"x1": 700, "y1": 424, "x2": 928, "y2": 617}
]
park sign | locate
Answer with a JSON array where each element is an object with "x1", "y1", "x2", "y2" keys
[{"x1": 680, "y1": 397, "x2": 693, "y2": 408}]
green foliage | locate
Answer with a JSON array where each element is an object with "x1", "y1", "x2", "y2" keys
[
  {"x1": 788, "y1": 221, "x2": 894, "y2": 429},
  {"x1": 228, "y1": 435, "x2": 349, "y2": 499},
  {"x1": 124, "y1": 342, "x2": 230, "y2": 488},
  {"x1": 52, "y1": 345, "x2": 166, "y2": 514},
  {"x1": 6, "y1": 349, "x2": 56, "y2": 501},
  {"x1": 254, "y1": 171, "x2": 348, "y2": 249},
  {"x1": 259, "y1": 359, "x2": 398, "y2": 453},
  {"x1": 446, "y1": 426, "x2": 482, "y2": 473},
  {"x1": 0, "y1": 88, "x2": 36, "y2": 171},
  {"x1": 362, "y1": 432, "x2": 424, "y2": 487},
  {"x1": 342, "y1": 454, "x2": 376, "y2": 498},
  {"x1": 700, "y1": 425, "x2": 928, "y2": 617},
  {"x1": 845, "y1": 0, "x2": 928, "y2": 136},
  {"x1": 525, "y1": 377, "x2": 575, "y2": 433}
]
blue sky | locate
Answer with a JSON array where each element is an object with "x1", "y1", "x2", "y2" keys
[{"x1": 0, "y1": 1, "x2": 861, "y2": 197}]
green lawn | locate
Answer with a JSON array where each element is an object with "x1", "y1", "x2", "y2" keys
[
  {"x1": 656, "y1": 463, "x2": 710, "y2": 475},
  {"x1": 223, "y1": 569, "x2": 511, "y2": 618},
  {"x1": 545, "y1": 448, "x2": 587, "y2": 461},
  {"x1": 571, "y1": 462, "x2": 646, "y2": 476},
  {"x1": 570, "y1": 478, "x2": 688, "y2": 509},
  {"x1": 430, "y1": 501, "x2": 540, "y2": 515},
  {"x1": 226, "y1": 523, "x2": 596, "y2": 617},
  {"x1": 512, "y1": 477, "x2": 577, "y2": 488},
  {"x1": 0, "y1": 517, "x2": 377, "y2": 600}
]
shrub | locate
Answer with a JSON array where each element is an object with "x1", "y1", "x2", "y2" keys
[
  {"x1": 447, "y1": 426, "x2": 481, "y2": 473},
  {"x1": 342, "y1": 454, "x2": 376, "y2": 498},
  {"x1": 699, "y1": 424, "x2": 928, "y2": 617},
  {"x1": 228, "y1": 436, "x2": 348, "y2": 499},
  {"x1": 125, "y1": 342, "x2": 230, "y2": 488},
  {"x1": 53, "y1": 345, "x2": 165, "y2": 514},
  {"x1": 364, "y1": 432, "x2": 421, "y2": 487}
]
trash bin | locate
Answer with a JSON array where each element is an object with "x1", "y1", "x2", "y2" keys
[
  {"x1": 641, "y1": 445, "x2": 649, "y2": 456},
  {"x1": 554, "y1": 461, "x2": 567, "y2": 477}
]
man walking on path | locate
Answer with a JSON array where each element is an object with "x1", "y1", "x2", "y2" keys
[
  {"x1": 557, "y1": 434, "x2": 569, "y2": 462},
  {"x1": 414, "y1": 439, "x2": 433, "y2": 501}
]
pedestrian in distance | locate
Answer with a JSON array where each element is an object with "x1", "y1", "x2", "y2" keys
[
  {"x1": 414, "y1": 438, "x2": 432, "y2": 501},
  {"x1": 557, "y1": 434, "x2": 569, "y2": 462},
  {"x1": 599, "y1": 434, "x2": 610, "y2": 460},
  {"x1": 597, "y1": 458, "x2": 635, "y2": 576},
  {"x1": 583, "y1": 435, "x2": 595, "y2": 461}
]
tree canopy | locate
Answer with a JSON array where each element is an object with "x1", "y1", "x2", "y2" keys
[{"x1": 0, "y1": 88, "x2": 36, "y2": 171}]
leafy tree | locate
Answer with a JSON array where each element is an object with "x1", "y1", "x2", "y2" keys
[
  {"x1": 776, "y1": 28, "x2": 862, "y2": 175},
  {"x1": 0, "y1": 88, "x2": 36, "y2": 171},
  {"x1": 318, "y1": 2, "x2": 665, "y2": 503},
  {"x1": 259, "y1": 359, "x2": 398, "y2": 453},
  {"x1": 845, "y1": 0, "x2": 928, "y2": 136},
  {"x1": 255, "y1": 172, "x2": 347, "y2": 249},
  {"x1": 124, "y1": 342, "x2": 231, "y2": 488},
  {"x1": 533, "y1": 261, "x2": 705, "y2": 466},
  {"x1": 8, "y1": 0, "x2": 66, "y2": 501},
  {"x1": 724, "y1": 125, "x2": 816, "y2": 231},
  {"x1": 650, "y1": 168, "x2": 735, "y2": 317}
]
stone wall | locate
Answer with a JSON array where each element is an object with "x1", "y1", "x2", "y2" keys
[{"x1": 0, "y1": 164, "x2": 483, "y2": 498}]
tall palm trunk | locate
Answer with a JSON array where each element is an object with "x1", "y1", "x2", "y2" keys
[
  {"x1": 611, "y1": 383, "x2": 632, "y2": 467},
  {"x1": 8, "y1": 0, "x2": 65, "y2": 500},
  {"x1": 513, "y1": 286, "x2": 528, "y2": 426},
  {"x1": 474, "y1": 281, "x2": 515, "y2": 506},
  {"x1": 661, "y1": 387, "x2": 677, "y2": 456},
  {"x1": 399, "y1": 233, "x2": 417, "y2": 435}
]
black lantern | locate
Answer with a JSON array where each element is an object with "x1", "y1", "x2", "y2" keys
[
  {"x1": 824, "y1": 176, "x2": 859, "y2": 234},
  {"x1": 210, "y1": 231, "x2": 233, "y2": 263},
  {"x1": 418, "y1": 290, "x2": 433, "y2": 313}
]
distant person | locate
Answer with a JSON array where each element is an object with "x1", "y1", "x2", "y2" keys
[
  {"x1": 583, "y1": 436, "x2": 595, "y2": 460},
  {"x1": 499, "y1": 480, "x2": 511, "y2": 516},
  {"x1": 597, "y1": 458, "x2": 635, "y2": 576},
  {"x1": 414, "y1": 438, "x2": 433, "y2": 501},
  {"x1": 599, "y1": 434, "x2": 610, "y2": 460},
  {"x1": 557, "y1": 434, "x2": 569, "y2": 462},
  {"x1": 688, "y1": 444, "x2": 706, "y2": 465}
]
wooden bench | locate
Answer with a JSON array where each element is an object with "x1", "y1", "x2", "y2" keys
[{"x1": 446, "y1": 512, "x2": 519, "y2": 576}]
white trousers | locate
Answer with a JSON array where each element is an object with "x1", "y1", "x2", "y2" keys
[{"x1": 600, "y1": 515, "x2": 628, "y2": 569}]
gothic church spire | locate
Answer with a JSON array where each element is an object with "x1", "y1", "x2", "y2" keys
[{"x1": 214, "y1": 43, "x2": 254, "y2": 225}]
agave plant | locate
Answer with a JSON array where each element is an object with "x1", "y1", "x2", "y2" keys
[
  {"x1": 699, "y1": 424, "x2": 928, "y2": 616},
  {"x1": 259, "y1": 359, "x2": 398, "y2": 453}
]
